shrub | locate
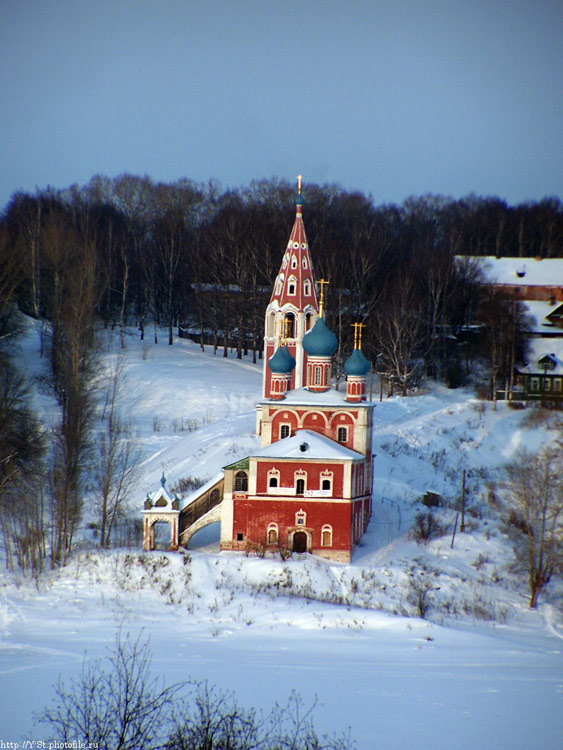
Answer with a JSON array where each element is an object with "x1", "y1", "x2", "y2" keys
[{"x1": 412, "y1": 510, "x2": 444, "y2": 544}]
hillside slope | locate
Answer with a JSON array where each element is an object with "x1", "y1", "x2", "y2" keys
[{"x1": 1, "y1": 322, "x2": 561, "y2": 749}]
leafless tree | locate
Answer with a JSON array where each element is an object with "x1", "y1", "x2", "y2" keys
[
  {"x1": 374, "y1": 275, "x2": 426, "y2": 396},
  {"x1": 503, "y1": 448, "x2": 563, "y2": 608},
  {"x1": 94, "y1": 353, "x2": 141, "y2": 547},
  {"x1": 40, "y1": 631, "x2": 180, "y2": 750},
  {"x1": 40, "y1": 631, "x2": 355, "y2": 750}
]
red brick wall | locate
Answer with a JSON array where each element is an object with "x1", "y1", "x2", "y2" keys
[{"x1": 233, "y1": 497, "x2": 352, "y2": 551}]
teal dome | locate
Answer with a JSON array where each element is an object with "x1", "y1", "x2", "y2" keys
[
  {"x1": 344, "y1": 348, "x2": 371, "y2": 376},
  {"x1": 268, "y1": 345, "x2": 296, "y2": 374},
  {"x1": 302, "y1": 317, "x2": 338, "y2": 357}
]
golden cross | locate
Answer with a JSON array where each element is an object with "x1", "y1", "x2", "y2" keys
[
  {"x1": 296, "y1": 174, "x2": 302, "y2": 194},
  {"x1": 351, "y1": 322, "x2": 366, "y2": 349},
  {"x1": 317, "y1": 278, "x2": 330, "y2": 318}
]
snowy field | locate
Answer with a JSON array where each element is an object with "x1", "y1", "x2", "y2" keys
[{"x1": 1, "y1": 321, "x2": 562, "y2": 749}]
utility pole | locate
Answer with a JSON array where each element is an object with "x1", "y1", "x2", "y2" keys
[{"x1": 460, "y1": 469, "x2": 466, "y2": 533}]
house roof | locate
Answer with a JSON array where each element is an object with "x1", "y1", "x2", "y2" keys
[
  {"x1": 521, "y1": 300, "x2": 563, "y2": 336},
  {"x1": 516, "y1": 339, "x2": 563, "y2": 375},
  {"x1": 248, "y1": 429, "x2": 364, "y2": 461},
  {"x1": 460, "y1": 256, "x2": 563, "y2": 287}
]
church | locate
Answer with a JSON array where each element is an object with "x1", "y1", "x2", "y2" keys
[{"x1": 143, "y1": 180, "x2": 375, "y2": 562}]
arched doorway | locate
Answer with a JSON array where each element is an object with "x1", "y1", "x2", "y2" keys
[{"x1": 293, "y1": 531, "x2": 308, "y2": 554}]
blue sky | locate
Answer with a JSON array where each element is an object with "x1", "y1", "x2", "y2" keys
[{"x1": 1, "y1": 0, "x2": 561, "y2": 209}]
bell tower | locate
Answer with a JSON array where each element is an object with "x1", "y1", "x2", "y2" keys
[{"x1": 263, "y1": 178, "x2": 319, "y2": 399}]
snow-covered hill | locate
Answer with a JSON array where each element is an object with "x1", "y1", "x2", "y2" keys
[{"x1": 1, "y1": 322, "x2": 562, "y2": 749}]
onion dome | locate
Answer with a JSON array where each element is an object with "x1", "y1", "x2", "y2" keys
[
  {"x1": 302, "y1": 317, "x2": 338, "y2": 357},
  {"x1": 344, "y1": 348, "x2": 370, "y2": 376},
  {"x1": 268, "y1": 345, "x2": 296, "y2": 374}
]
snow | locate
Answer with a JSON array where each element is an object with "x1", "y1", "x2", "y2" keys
[
  {"x1": 1, "y1": 321, "x2": 562, "y2": 749},
  {"x1": 249, "y1": 429, "x2": 364, "y2": 460},
  {"x1": 465, "y1": 255, "x2": 563, "y2": 287}
]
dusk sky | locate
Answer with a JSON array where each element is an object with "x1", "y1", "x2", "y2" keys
[{"x1": 1, "y1": 0, "x2": 562, "y2": 210}]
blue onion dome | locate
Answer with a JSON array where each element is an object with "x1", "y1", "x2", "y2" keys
[
  {"x1": 344, "y1": 348, "x2": 371, "y2": 376},
  {"x1": 302, "y1": 317, "x2": 338, "y2": 357},
  {"x1": 268, "y1": 345, "x2": 296, "y2": 374}
]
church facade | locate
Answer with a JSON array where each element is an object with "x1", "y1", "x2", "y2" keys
[
  {"x1": 143, "y1": 181, "x2": 375, "y2": 562},
  {"x1": 219, "y1": 184, "x2": 374, "y2": 562}
]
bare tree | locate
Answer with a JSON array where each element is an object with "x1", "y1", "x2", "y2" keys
[
  {"x1": 40, "y1": 631, "x2": 179, "y2": 750},
  {"x1": 40, "y1": 631, "x2": 355, "y2": 750},
  {"x1": 0, "y1": 355, "x2": 46, "y2": 574},
  {"x1": 503, "y1": 448, "x2": 563, "y2": 608},
  {"x1": 94, "y1": 353, "x2": 141, "y2": 547},
  {"x1": 374, "y1": 275, "x2": 426, "y2": 396}
]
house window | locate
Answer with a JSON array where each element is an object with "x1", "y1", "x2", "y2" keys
[
  {"x1": 321, "y1": 525, "x2": 333, "y2": 547},
  {"x1": 314, "y1": 366, "x2": 322, "y2": 385},
  {"x1": 267, "y1": 523, "x2": 278, "y2": 545},
  {"x1": 322, "y1": 478, "x2": 331, "y2": 491},
  {"x1": 288, "y1": 277, "x2": 297, "y2": 295},
  {"x1": 531, "y1": 378, "x2": 539, "y2": 392},
  {"x1": 234, "y1": 471, "x2": 248, "y2": 492},
  {"x1": 554, "y1": 379, "x2": 562, "y2": 392},
  {"x1": 269, "y1": 476, "x2": 278, "y2": 488},
  {"x1": 304, "y1": 280, "x2": 311, "y2": 296},
  {"x1": 305, "y1": 313, "x2": 313, "y2": 331},
  {"x1": 337, "y1": 426, "x2": 348, "y2": 443},
  {"x1": 296, "y1": 478, "x2": 305, "y2": 495},
  {"x1": 544, "y1": 378, "x2": 551, "y2": 391},
  {"x1": 295, "y1": 509, "x2": 306, "y2": 526},
  {"x1": 236, "y1": 532, "x2": 244, "y2": 542},
  {"x1": 280, "y1": 424, "x2": 290, "y2": 439}
]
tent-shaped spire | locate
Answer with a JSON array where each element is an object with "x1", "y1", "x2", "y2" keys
[{"x1": 268, "y1": 187, "x2": 318, "y2": 312}]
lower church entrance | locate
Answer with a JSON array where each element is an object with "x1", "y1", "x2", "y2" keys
[{"x1": 293, "y1": 531, "x2": 308, "y2": 553}]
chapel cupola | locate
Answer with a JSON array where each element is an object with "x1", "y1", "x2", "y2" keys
[
  {"x1": 267, "y1": 344, "x2": 296, "y2": 400},
  {"x1": 344, "y1": 323, "x2": 370, "y2": 402},
  {"x1": 262, "y1": 177, "x2": 319, "y2": 399},
  {"x1": 302, "y1": 316, "x2": 338, "y2": 392}
]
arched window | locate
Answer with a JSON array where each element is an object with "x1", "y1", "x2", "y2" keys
[
  {"x1": 296, "y1": 478, "x2": 305, "y2": 495},
  {"x1": 291, "y1": 256, "x2": 298, "y2": 268},
  {"x1": 234, "y1": 471, "x2": 248, "y2": 492},
  {"x1": 314, "y1": 366, "x2": 322, "y2": 385},
  {"x1": 305, "y1": 312, "x2": 314, "y2": 331},
  {"x1": 280, "y1": 424, "x2": 290, "y2": 439},
  {"x1": 267, "y1": 523, "x2": 278, "y2": 545},
  {"x1": 337, "y1": 426, "x2": 348, "y2": 443},
  {"x1": 269, "y1": 476, "x2": 278, "y2": 488},
  {"x1": 322, "y1": 478, "x2": 331, "y2": 491},
  {"x1": 304, "y1": 280, "x2": 311, "y2": 296},
  {"x1": 302, "y1": 257, "x2": 308, "y2": 269},
  {"x1": 284, "y1": 313, "x2": 295, "y2": 338},
  {"x1": 321, "y1": 525, "x2": 333, "y2": 547},
  {"x1": 267, "y1": 312, "x2": 276, "y2": 338}
]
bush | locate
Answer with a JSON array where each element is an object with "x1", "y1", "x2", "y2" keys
[
  {"x1": 412, "y1": 510, "x2": 444, "y2": 544},
  {"x1": 39, "y1": 631, "x2": 355, "y2": 750}
]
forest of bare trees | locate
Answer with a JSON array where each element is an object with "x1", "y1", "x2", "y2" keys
[{"x1": 0, "y1": 174, "x2": 561, "y2": 572}]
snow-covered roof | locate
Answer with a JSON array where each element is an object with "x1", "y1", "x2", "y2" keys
[
  {"x1": 260, "y1": 386, "x2": 376, "y2": 409},
  {"x1": 517, "y1": 339, "x2": 563, "y2": 375},
  {"x1": 461, "y1": 256, "x2": 563, "y2": 287},
  {"x1": 521, "y1": 301, "x2": 563, "y2": 336},
  {"x1": 248, "y1": 429, "x2": 364, "y2": 461}
]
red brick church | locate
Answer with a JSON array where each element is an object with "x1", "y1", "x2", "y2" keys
[
  {"x1": 219, "y1": 181, "x2": 374, "y2": 561},
  {"x1": 143, "y1": 180, "x2": 375, "y2": 562}
]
